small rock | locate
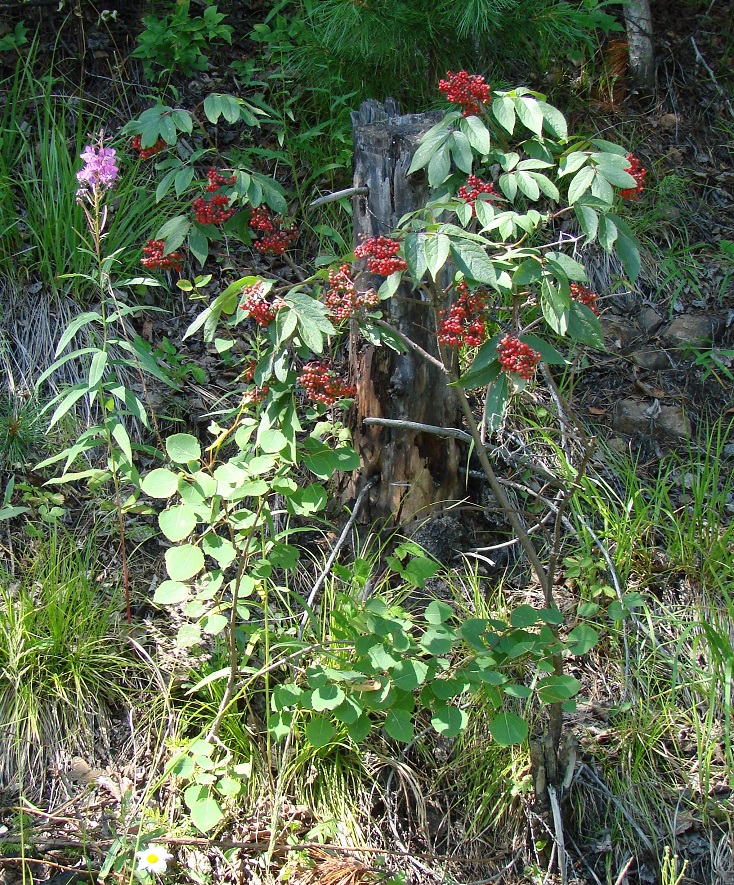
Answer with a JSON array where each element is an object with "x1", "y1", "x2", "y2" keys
[
  {"x1": 613, "y1": 398, "x2": 651, "y2": 435},
  {"x1": 631, "y1": 348, "x2": 670, "y2": 370},
  {"x1": 613, "y1": 398, "x2": 692, "y2": 442},
  {"x1": 657, "y1": 405, "x2": 692, "y2": 441},
  {"x1": 662, "y1": 313, "x2": 725, "y2": 348},
  {"x1": 599, "y1": 314, "x2": 638, "y2": 349},
  {"x1": 638, "y1": 307, "x2": 665, "y2": 335}
]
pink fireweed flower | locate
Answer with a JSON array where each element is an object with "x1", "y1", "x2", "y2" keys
[{"x1": 76, "y1": 144, "x2": 119, "y2": 197}]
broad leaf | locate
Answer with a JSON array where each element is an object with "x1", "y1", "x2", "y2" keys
[
  {"x1": 166, "y1": 544, "x2": 205, "y2": 581},
  {"x1": 489, "y1": 711, "x2": 528, "y2": 746}
]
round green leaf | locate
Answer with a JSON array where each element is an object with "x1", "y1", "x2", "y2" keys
[
  {"x1": 141, "y1": 467, "x2": 179, "y2": 499},
  {"x1": 384, "y1": 708, "x2": 414, "y2": 743},
  {"x1": 305, "y1": 715, "x2": 335, "y2": 748},
  {"x1": 346, "y1": 713, "x2": 372, "y2": 743},
  {"x1": 166, "y1": 433, "x2": 201, "y2": 464},
  {"x1": 488, "y1": 711, "x2": 528, "y2": 746},
  {"x1": 537, "y1": 675, "x2": 581, "y2": 703},
  {"x1": 159, "y1": 504, "x2": 197, "y2": 542},
  {"x1": 510, "y1": 604, "x2": 539, "y2": 628},
  {"x1": 177, "y1": 623, "x2": 202, "y2": 648},
  {"x1": 183, "y1": 785, "x2": 223, "y2": 833},
  {"x1": 203, "y1": 613, "x2": 228, "y2": 635},
  {"x1": 566, "y1": 625, "x2": 599, "y2": 655},
  {"x1": 166, "y1": 543, "x2": 205, "y2": 581},
  {"x1": 431, "y1": 703, "x2": 468, "y2": 738},
  {"x1": 311, "y1": 684, "x2": 346, "y2": 712},
  {"x1": 258, "y1": 428, "x2": 288, "y2": 453},
  {"x1": 153, "y1": 580, "x2": 189, "y2": 605}
]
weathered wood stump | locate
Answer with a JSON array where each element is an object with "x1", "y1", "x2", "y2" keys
[{"x1": 345, "y1": 99, "x2": 463, "y2": 524}]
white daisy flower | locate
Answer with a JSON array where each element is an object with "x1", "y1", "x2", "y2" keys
[{"x1": 136, "y1": 845, "x2": 173, "y2": 875}]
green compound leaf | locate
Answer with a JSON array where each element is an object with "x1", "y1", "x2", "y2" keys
[
  {"x1": 305, "y1": 715, "x2": 335, "y2": 748},
  {"x1": 492, "y1": 96, "x2": 516, "y2": 134},
  {"x1": 165, "y1": 543, "x2": 205, "y2": 581},
  {"x1": 450, "y1": 240, "x2": 497, "y2": 287},
  {"x1": 568, "y1": 301, "x2": 604, "y2": 349},
  {"x1": 159, "y1": 504, "x2": 197, "y2": 542},
  {"x1": 424, "y1": 233, "x2": 451, "y2": 281},
  {"x1": 166, "y1": 433, "x2": 201, "y2": 464},
  {"x1": 567, "y1": 165, "x2": 595, "y2": 204},
  {"x1": 488, "y1": 711, "x2": 528, "y2": 746},
  {"x1": 460, "y1": 114, "x2": 490, "y2": 153},
  {"x1": 485, "y1": 372, "x2": 509, "y2": 433}
]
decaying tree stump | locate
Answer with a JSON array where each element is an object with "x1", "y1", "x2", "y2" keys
[{"x1": 344, "y1": 99, "x2": 463, "y2": 524}]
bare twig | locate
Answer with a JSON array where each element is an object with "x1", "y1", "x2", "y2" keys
[
  {"x1": 298, "y1": 476, "x2": 377, "y2": 638},
  {"x1": 691, "y1": 37, "x2": 734, "y2": 117},
  {"x1": 309, "y1": 186, "x2": 369, "y2": 208},
  {"x1": 363, "y1": 416, "x2": 471, "y2": 443}
]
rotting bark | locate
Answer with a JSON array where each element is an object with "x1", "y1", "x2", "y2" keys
[{"x1": 344, "y1": 98, "x2": 463, "y2": 524}]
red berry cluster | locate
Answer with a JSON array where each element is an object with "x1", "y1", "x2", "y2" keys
[
  {"x1": 354, "y1": 236, "x2": 408, "y2": 276},
  {"x1": 241, "y1": 282, "x2": 284, "y2": 326},
  {"x1": 497, "y1": 335, "x2": 542, "y2": 380},
  {"x1": 619, "y1": 154, "x2": 647, "y2": 200},
  {"x1": 457, "y1": 174, "x2": 495, "y2": 215},
  {"x1": 323, "y1": 265, "x2": 379, "y2": 320},
  {"x1": 193, "y1": 193, "x2": 235, "y2": 225},
  {"x1": 248, "y1": 206, "x2": 298, "y2": 255},
  {"x1": 570, "y1": 283, "x2": 599, "y2": 315},
  {"x1": 131, "y1": 135, "x2": 169, "y2": 160},
  {"x1": 192, "y1": 167, "x2": 237, "y2": 225},
  {"x1": 298, "y1": 361, "x2": 356, "y2": 405},
  {"x1": 205, "y1": 167, "x2": 236, "y2": 191},
  {"x1": 438, "y1": 71, "x2": 491, "y2": 117},
  {"x1": 140, "y1": 239, "x2": 184, "y2": 271},
  {"x1": 241, "y1": 360, "x2": 269, "y2": 403},
  {"x1": 438, "y1": 282, "x2": 489, "y2": 347}
]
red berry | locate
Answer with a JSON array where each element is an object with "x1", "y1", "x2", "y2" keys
[
  {"x1": 457, "y1": 174, "x2": 495, "y2": 216},
  {"x1": 438, "y1": 71, "x2": 491, "y2": 117},
  {"x1": 570, "y1": 283, "x2": 599, "y2": 315},
  {"x1": 131, "y1": 135, "x2": 169, "y2": 160},
  {"x1": 619, "y1": 154, "x2": 646, "y2": 200},
  {"x1": 240, "y1": 282, "x2": 285, "y2": 326},
  {"x1": 438, "y1": 282, "x2": 490, "y2": 347},
  {"x1": 140, "y1": 239, "x2": 184, "y2": 272},
  {"x1": 298, "y1": 361, "x2": 355, "y2": 405},
  {"x1": 354, "y1": 236, "x2": 407, "y2": 276},
  {"x1": 248, "y1": 207, "x2": 298, "y2": 255},
  {"x1": 497, "y1": 335, "x2": 541, "y2": 380},
  {"x1": 323, "y1": 265, "x2": 379, "y2": 320}
]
